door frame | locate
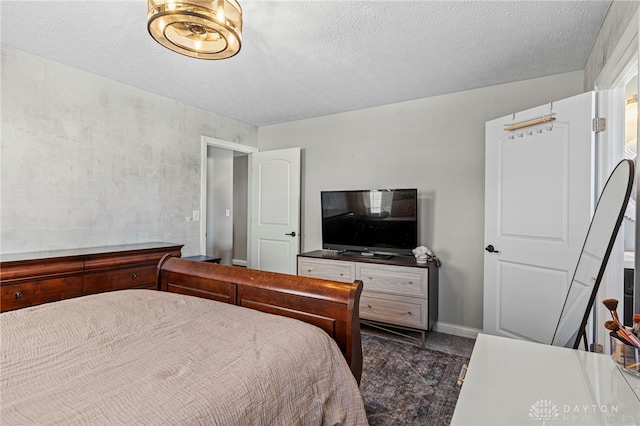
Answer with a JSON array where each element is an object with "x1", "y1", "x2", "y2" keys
[
  {"x1": 593, "y1": 8, "x2": 638, "y2": 349},
  {"x1": 199, "y1": 136, "x2": 258, "y2": 256}
]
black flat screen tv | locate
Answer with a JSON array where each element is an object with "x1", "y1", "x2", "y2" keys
[{"x1": 321, "y1": 188, "x2": 418, "y2": 256}]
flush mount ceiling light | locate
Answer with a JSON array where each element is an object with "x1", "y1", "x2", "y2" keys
[{"x1": 147, "y1": 0, "x2": 242, "y2": 60}]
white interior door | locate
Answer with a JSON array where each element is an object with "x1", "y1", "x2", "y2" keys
[
  {"x1": 248, "y1": 147, "x2": 301, "y2": 273},
  {"x1": 483, "y1": 92, "x2": 595, "y2": 344}
]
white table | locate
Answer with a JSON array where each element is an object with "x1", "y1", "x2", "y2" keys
[{"x1": 451, "y1": 334, "x2": 640, "y2": 425}]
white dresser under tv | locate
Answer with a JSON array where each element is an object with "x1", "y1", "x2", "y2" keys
[{"x1": 297, "y1": 250, "x2": 439, "y2": 343}]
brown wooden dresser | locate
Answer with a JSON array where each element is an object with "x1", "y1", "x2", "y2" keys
[{"x1": 0, "y1": 242, "x2": 183, "y2": 312}]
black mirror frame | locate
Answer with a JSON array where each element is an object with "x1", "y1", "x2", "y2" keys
[{"x1": 551, "y1": 159, "x2": 635, "y2": 349}]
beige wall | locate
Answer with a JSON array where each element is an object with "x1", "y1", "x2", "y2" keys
[{"x1": 258, "y1": 71, "x2": 585, "y2": 333}]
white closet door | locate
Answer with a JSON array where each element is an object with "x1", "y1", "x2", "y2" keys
[{"x1": 483, "y1": 92, "x2": 595, "y2": 343}]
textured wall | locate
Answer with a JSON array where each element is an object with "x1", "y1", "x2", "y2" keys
[
  {"x1": 259, "y1": 71, "x2": 585, "y2": 333},
  {"x1": 584, "y1": 0, "x2": 639, "y2": 90},
  {"x1": 1, "y1": 47, "x2": 258, "y2": 256}
]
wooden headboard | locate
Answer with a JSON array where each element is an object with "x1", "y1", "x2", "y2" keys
[{"x1": 157, "y1": 256, "x2": 363, "y2": 383}]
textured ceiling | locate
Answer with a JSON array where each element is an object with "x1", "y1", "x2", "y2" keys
[{"x1": 1, "y1": 0, "x2": 611, "y2": 126}]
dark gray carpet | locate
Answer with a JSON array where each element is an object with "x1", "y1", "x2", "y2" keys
[{"x1": 360, "y1": 332, "x2": 471, "y2": 425}]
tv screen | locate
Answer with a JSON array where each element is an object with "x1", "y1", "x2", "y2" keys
[{"x1": 321, "y1": 188, "x2": 418, "y2": 255}]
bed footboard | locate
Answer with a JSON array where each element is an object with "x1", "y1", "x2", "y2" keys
[{"x1": 157, "y1": 256, "x2": 363, "y2": 383}]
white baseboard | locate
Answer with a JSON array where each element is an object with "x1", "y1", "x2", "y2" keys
[
  {"x1": 232, "y1": 259, "x2": 247, "y2": 267},
  {"x1": 433, "y1": 321, "x2": 481, "y2": 340}
]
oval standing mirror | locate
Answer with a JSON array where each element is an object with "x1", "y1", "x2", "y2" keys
[{"x1": 552, "y1": 159, "x2": 635, "y2": 349}]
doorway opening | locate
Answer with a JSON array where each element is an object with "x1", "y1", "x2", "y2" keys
[
  {"x1": 623, "y1": 73, "x2": 637, "y2": 327},
  {"x1": 200, "y1": 136, "x2": 258, "y2": 266}
]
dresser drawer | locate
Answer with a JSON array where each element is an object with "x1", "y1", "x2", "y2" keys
[
  {"x1": 298, "y1": 258, "x2": 355, "y2": 283},
  {"x1": 1, "y1": 276, "x2": 84, "y2": 312},
  {"x1": 34, "y1": 276, "x2": 84, "y2": 305},
  {"x1": 357, "y1": 263, "x2": 427, "y2": 297},
  {"x1": 360, "y1": 292, "x2": 428, "y2": 329},
  {"x1": 1, "y1": 282, "x2": 35, "y2": 311},
  {"x1": 83, "y1": 265, "x2": 157, "y2": 294}
]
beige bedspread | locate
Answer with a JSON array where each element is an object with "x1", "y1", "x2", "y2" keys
[{"x1": 1, "y1": 290, "x2": 368, "y2": 425}]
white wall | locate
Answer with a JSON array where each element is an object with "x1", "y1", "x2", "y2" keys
[
  {"x1": 232, "y1": 155, "x2": 248, "y2": 262},
  {"x1": 206, "y1": 146, "x2": 234, "y2": 263},
  {"x1": 259, "y1": 71, "x2": 585, "y2": 332},
  {"x1": 1, "y1": 46, "x2": 258, "y2": 256}
]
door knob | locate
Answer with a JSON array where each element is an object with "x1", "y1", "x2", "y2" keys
[
  {"x1": 285, "y1": 231, "x2": 296, "y2": 237},
  {"x1": 485, "y1": 244, "x2": 500, "y2": 253}
]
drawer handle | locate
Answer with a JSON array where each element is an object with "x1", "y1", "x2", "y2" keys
[
  {"x1": 408, "y1": 281, "x2": 413, "y2": 285},
  {"x1": 407, "y1": 311, "x2": 412, "y2": 315},
  {"x1": 457, "y1": 364, "x2": 468, "y2": 386},
  {"x1": 14, "y1": 291, "x2": 22, "y2": 299},
  {"x1": 339, "y1": 273, "x2": 344, "y2": 276},
  {"x1": 368, "y1": 276, "x2": 373, "y2": 280},
  {"x1": 367, "y1": 305, "x2": 372, "y2": 309},
  {"x1": 131, "y1": 274, "x2": 137, "y2": 280},
  {"x1": 307, "y1": 269, "x2": 312, "y2": 273}
]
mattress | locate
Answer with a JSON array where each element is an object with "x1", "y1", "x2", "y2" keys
[{"x1": 1, "y1": 290, "x2": 368, "y2": 425}]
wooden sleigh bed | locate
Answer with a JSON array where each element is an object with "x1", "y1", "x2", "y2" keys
[{"x1": 1, "y1": 256, "x2": 367, "y2": 425}]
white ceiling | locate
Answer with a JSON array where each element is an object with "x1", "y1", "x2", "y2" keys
[{"x1": 1, "y1": 0, "x2": 612, "y2": 127}]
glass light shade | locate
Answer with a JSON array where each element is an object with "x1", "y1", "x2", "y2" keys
[{"x1": 148, "y1": 0, "x2": 242, "y2": 60}]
